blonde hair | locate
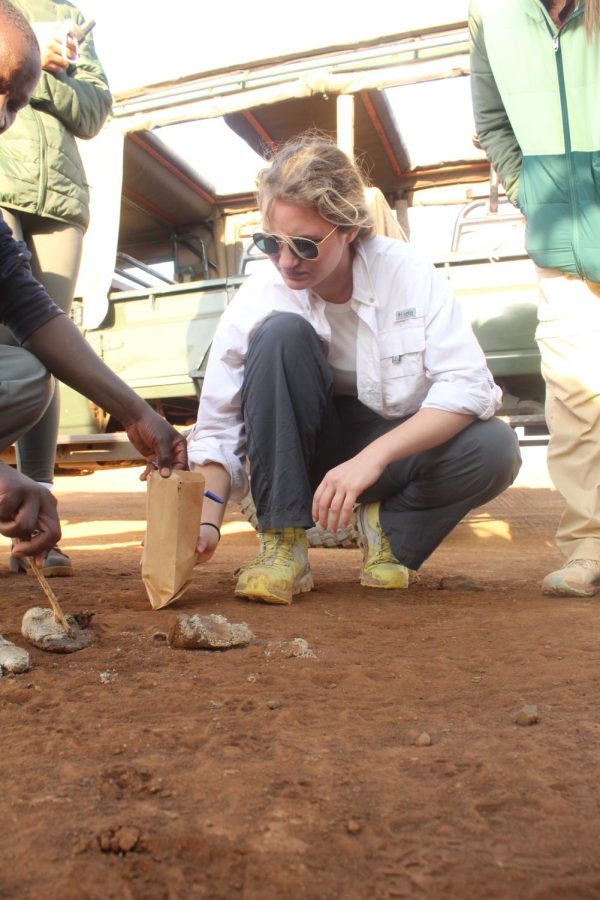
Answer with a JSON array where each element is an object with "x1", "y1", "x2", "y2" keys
[
  {"x1": 256, "y1": 133, "x2": 375, "y2": 240},
  {"x1": 586, "y1": 0, "x2": 600, "y2": 37}
]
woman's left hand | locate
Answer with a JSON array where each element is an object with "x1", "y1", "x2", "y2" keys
[
  {"x1": 195, "y1": 523, "x2": 221, "y2": 564},
  {"x1": 312, "y1": 451, "x2": 385, "y2": 533}
]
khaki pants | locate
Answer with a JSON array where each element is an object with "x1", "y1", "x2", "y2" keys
[{"x1": 536, "y1": 269, "x2": 600, "y2": 563}]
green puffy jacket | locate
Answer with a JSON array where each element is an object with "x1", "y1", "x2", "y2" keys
[
  {"x1": 0, "y1": 0, "x2": 112, "y2": 231},
  {"x1": 470, "y1": 0, "x2": 600, "y2": 282}
]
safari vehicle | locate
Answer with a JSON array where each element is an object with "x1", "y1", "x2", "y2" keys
[{"x1": 3, "y1": 15, "x2": 545, "y2": 480}]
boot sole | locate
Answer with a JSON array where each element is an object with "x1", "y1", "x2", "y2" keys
[
  {"x1": 9, "y1": 559, "x2": 74, "y2": 578},
  {"x1": 235, "y1": 572, "x2": 314, "y2": 605},
  {"x1": 542, "y1": 581, "x2": 599, "y2": 598},
  {"x1": 41, "y1": 567, "x2": 75, "y2": 578},
  {"x1": 360, "y1": 572, "x2": 409, "y2": 590}
]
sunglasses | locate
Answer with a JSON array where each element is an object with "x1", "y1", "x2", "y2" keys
[{"x1": 252, "y1": 224, "x2": 338, "y2": 261}]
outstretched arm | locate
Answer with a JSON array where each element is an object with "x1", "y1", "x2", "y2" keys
[{"x1": 24, "y1": 314, "x2": 187, "y2": 475}]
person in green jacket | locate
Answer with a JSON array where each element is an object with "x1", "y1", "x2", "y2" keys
[
  {"x1": 470, "y1": 0, "x2": 600, "y2": 598},
  {"x1": 0, "y1": 0, "x2": 112, "y2": 577}
]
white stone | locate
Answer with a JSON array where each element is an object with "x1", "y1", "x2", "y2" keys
[
  {"x1": 0, "y1": 635, "x2": 31, "y2": 674},
  {"x1": 21, "y1": 607, "x2": 94, "y2": 653},
  {"x1": 168, "y1": 613, "x2": 253, "y2": 650},
  {"x1": 264, "y1": 638, "x2": 316, "y2": 659}
]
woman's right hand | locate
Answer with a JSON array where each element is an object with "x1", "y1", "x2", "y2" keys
[{"x1": 312, "y1": 450, "x2": 386, "y2": 533}]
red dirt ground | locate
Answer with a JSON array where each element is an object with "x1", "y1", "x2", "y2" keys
[{"x1": 2, "y1": 453, "x2": 600, "y2": 900}]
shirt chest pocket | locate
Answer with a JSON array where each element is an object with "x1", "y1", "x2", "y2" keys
[{"x1": 379, "y1": 325, "x2": 426, "y2": 379}]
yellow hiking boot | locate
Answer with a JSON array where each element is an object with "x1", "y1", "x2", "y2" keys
[
  {"x1": 356, "y1": 502, "x2": 409, "y2": 589},
  {"x1": 235, "y1": 528, "x2": 313, "y2": 605}
]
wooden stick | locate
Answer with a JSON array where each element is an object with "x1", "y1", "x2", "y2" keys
[{"x1": 24, "y1": 557, "x2": 74, "y2": 637}]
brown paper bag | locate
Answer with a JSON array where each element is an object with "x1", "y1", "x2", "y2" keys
[{"x1": 141, "y1": 471, "x2": 205, "y2": 609}]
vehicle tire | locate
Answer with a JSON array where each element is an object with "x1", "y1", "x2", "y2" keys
[{"x1": 238, "y1": 490, "x2": 357, "y2": 549}]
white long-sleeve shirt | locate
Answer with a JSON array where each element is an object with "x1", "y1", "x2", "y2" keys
[{"x1": 188, "y1": 235, "x2": 502, "y2": 499}]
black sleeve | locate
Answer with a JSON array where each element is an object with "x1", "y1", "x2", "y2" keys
[{"x1": 0, "y1": 216, "x2": 64, "y2": 345}]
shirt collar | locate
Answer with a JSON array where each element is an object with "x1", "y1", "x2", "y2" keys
[{"x1": 350, "y1": 240, "x2": 377, "y2": 306}]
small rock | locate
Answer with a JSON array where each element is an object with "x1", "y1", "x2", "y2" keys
[
  {"x1": 21, "y1": 608, "x2": 94, "y2": 654},
  {"x1": 438, "y1": 575, "x2": 484, "y2": 592},
  {"x1": 264, "y1": 638, "x2": 316, "y2": 659},
  {"x1": 515, "y1": 704, "x2": 539, "y2": 726},
  {"x1": 114, "y1": 826, "x2": 140, "y2": 853},
  {"x1": 152, "y1": 631, "x2": 167, "y2": 642},
  {"x1": 414, "y1": 732, "x2": 432, "y2": 747},
  {"x1": 72, "y1": 838, "x2": 90, "y2": 855},
  {"x1": 98, "y1": 826, "x2": 141, "y2": 854},
  {"x1": 167, "y1": 614, "x2": 253, "y2": 650},
  {"x1": 266, "y1": 699, "x2": 281, "y2": 710},
  {"x1": 98, "y1": 831, "x2": 111, "y2": 852},
  {"x1": 72, "y1": 611, "x2": 94, "y2": 629},
  {"x1": 0, "y1": 636, "x2": 30, "y2": 674},
  {"x1": 346, "y1": 819, "x2": 362, "y2": 834}
]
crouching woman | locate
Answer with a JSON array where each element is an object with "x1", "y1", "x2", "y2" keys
[{"x1": 187, "y1": 134, "x2": 521, "y2": 604}]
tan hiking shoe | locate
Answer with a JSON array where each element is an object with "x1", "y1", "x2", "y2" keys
[
  {"x1": 356, "y1": 502, "x2": 409, "y2": 589},
  {"x1": 542, "y1": 559, "x2": 600, "y2": 598},
  {"x1": 10, "y1": 545, "x2": 73, "y2": 578},
  {"x1": 235, "y1": 528, "x2": 313, "y2": 605}
]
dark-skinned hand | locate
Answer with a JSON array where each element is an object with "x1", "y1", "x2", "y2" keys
[{"x1": 0, "y1": 463, "x2": 60, "y2": 564}]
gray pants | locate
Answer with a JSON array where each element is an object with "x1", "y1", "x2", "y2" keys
[
  {"x1": 0, "y1": 208, "x2": 83, "y2": 483},
  {"x1": 0, "y1": 346, "x2": 53, "y2": 454},
  {"x1": 241, "y1": 314, "x2": 522, "y2": 570}
]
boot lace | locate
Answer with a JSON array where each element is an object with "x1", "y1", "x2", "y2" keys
[
  {"x1": 369, "y1": 524, "x2": 397, "y2": 567},
  {"x1": 255, "y1": 531, "x2": 294, "y2": 565}
]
